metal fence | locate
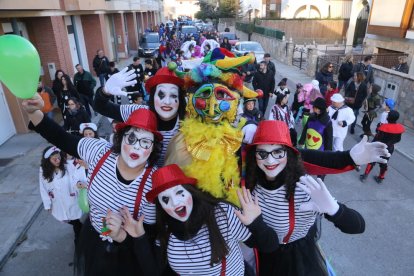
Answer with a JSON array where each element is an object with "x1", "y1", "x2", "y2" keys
[
  {"x1": 316, "y1": 53, "x2": 408, "y2": 75},
  {"x1": 293, "y1": 46, "x2": 307, "y2": 70},
  {"x1": 235, "y1": 22, "x2": 285, "y2": 40}
]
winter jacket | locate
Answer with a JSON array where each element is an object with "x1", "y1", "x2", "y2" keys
[
  {"x1": 315, "y1": 70, "x2": 334, "y2": 95},
  {"x1": 73, "y1": 70, "x2": 97, "y2": 96},
  {"x1": 253, "y1": 70, "x2": 275, "y2": 98},
  {"x1": 394, "y1": 62, "x2": 409, "y2": 74},
  {"x1": 63, "y1": 107, "x2": 91, "y2": 134},
  {"x1": 344, "y1": 81, "x2": 368, "y2": 110},
  {"x1": 92, "y1": 55, "x2": 110, "y2": 75},
  {"x1": 241, "y1": 62, "x2": 257, "y2": 83},
  {"x1": 338, "y1": 61, "x2": 354, "y2": 82},
  {"x1": 354, "y1": 62, "x2": 374, "y2": 84}
]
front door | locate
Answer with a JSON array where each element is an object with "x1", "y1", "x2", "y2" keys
[{"x1": 0, "y1": 84, "x2": 16, "y2": 145}]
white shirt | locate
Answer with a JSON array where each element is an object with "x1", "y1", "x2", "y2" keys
[
  {"x1": 39, "y1": 165, "x2": 83, "y2": 221},
  {"x1": 380, "y1": 111, "x2": 389, "y2": 124},
  {"x1": 328, "y1": 105, "x2": 355, "y2": 138}
]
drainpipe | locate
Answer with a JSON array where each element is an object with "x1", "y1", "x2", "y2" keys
[
  {"x1": 110, "y1": 14, "x2": 119, "y2": 62},
  {"x1": 11, "y1": 18, "x2": 20, "y2": 35},
  {"x1": 70, "y1": 15, "x2": 83, "y2": 66}
]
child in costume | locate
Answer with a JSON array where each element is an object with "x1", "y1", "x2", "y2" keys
[
  {"x1": 270, "y1": 93, "x2": 297, "y2": 146},
  {"x1": 328, "y1": 93, "x2": 355, "y2": 151},
  {"x1": 39, "y1": 146, "x2": 83, "y2": 244},
  {"x1": 360, "y1": 110, "x2": 405, "y2": 184},
  {"x1": 360, "y1": 84, "x2": 381, "y2": 139},
  {"x1": 245, "y1": 120, "x2": 365, "y2": 276},
  {"x1": 275, "y1": 78, "x2": 290, "y2": 95},
  {"x1": 122, "y1": 164, "x2": 279, "y2": 276},
  {"x1": 379, "y1": 98, "x2": 395, "y2": 125},
  {"x1": 241, "y1": 98, "x2": 263, "y2": 126}
]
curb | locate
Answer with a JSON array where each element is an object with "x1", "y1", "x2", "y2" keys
[{"x1": 0, "y1": 203, "x2": 43, "y2": 269}]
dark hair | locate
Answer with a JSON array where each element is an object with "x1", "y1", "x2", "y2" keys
[
  {"x1": 148, "y1": 87, "x2": 187, "y2": 120},
  {"x1": 130, "y1": 92, "x2": 144, "y2": 103},
  {"x1": 111, "y1": 126, "x2": 161, "y2": 167},
  {"x1": 61, "y1": 74, "x2": 77, "y2": 91},
  {"x1": 145, "y1": 59, "x2": 153, "y2": 65},
  {"x1": 245, "y1": 146, "x2": 305, "y2": 200},
  {"x1": 264, "y1": 53, "x2": 271, "y2": 58},
  {"x1": 364, "y1": 55, "x2": 373, "y2": 62},
  {"x1": 54, "y1": 70, "x2": 65, "y2": 80},
  {"x1": 133, "y1": 56, "x2": 140, "y2": 62},
  {"x1": 328, "y1": 81, "x2": 337, "y2": 89},
  {"x1": 260, "y1": 60, "x2": 267, "y2": 65},
  {"x1": 67, "y1": 97, "x2": 83, "y2": 110},
  {"x1": 109, "y1": 61, "x2": 116, "y2": 67},
  {"x1": 276, "y1": 93, "x2": 287, "y2": 104},
  {"x1": 82, "y1": 127, "x2": 98, "y2": 138},
  {"x1": 75, "y1": 64, "x2": 81, "y2": 68},
  {"x1": 387, "y1": 110, "x2": 399, "y2": 123},
  {"x1": 322, "y1": 62, "x2": 332, "y2": 72},
  {"x1": 156, "y1": 184, "x2": 229, "y2": 266},
  {"x1": 371, "y1": 83, "x2": 381, "y2": 94},
  {"x1": 41, "y1": 146, "x2": 67, "y2": 182}
]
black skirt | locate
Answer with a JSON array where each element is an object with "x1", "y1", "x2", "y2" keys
[
  {"x1": 257, "y1": 234, "x2": 329, "y2": 276},
  {"x1": 74, "y1": 217, "x2": 141, "y2": 276}
]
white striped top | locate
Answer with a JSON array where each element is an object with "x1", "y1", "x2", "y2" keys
[
  {"x1": 120, "y1": 105, "x2": 180, "y2": 167},
  {"x1": 77, "y1": 138, "x2": 156, "y2": 233},
  {"x1": 252, "y1": 184, "x2": 316, "y2": 244},
  {"x1": 167, "y1": 203, "x2": 251, "y2": 276}
]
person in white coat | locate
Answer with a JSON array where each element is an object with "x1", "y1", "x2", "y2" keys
[
  {"x1": 328, "y1": 93, "x2": 355, "y2": 151},
  {"x1": 39, "y1": 146, "x2": 83, "y2": 244}
]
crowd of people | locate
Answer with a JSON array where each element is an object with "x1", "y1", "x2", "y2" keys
[{"x1": 25, "y1": 21, "x2": 406, "y2": 275}]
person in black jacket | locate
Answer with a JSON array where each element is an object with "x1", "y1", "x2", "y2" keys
[
  {"x1": 253, "y1": 61, "x2": 275, "y2": 114},
  {"x1": 338, "y1": 54, "x2": 353, "y2": 91},
  {"x1": 126, "y1": 57, "x2": 145, "y2": 94},
  {"x1": 345, "y1": 72, "x2": 368, "y2": 134},
  {"x1": 92, "y1": 49, "x2": 110, "y2": 87},
  {"x1": 360, "y1": 110, "x2": 405, "y2": 183},
  {"x1": 74, "y1": 64, "x2": 97, "y2": 117},
  {"x1": 241, "y1": 52, "x2": 257, "y2": 87},
  {"x1": 354, "y1": 55, "x2": 374, "y2": 86},
  {"x1": 264, "y1": 53, "x2": 276, "y2": 77},
  {"x1": 220, "y1": 37, "x2": 232, "y2": 51},
  {"x1": 58, "y1": 74, "x2": 81, "y2": 118},
  {"x1": 63, "y1": 97, "x2": 91, "y2": 135},
  {"x1": 315, "y1": 62, "x2": 334, "y2": 96},
  {"x1": 392, "y1": 56, "x2": 409, "y2": 74},
  {"x1": 241, "y1": 98, "x2": 262, "y2": 125}
]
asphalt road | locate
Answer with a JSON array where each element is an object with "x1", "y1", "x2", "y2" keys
[{"x1": 1, "y1": 126, "x2": 413, "y2": 275}]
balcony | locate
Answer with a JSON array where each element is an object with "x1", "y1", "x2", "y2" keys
[{"x1": 0, "y1": 0, "x2": 61, "y2": 10}]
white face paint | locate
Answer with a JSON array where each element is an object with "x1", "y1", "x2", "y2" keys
[
  {"x1": 256, "y1": 144, "x2": 287, "y2": 180},
  {"x1": 158, "y1": 185, "x2": 193, "y2": 222},
  {"x1": 120, "y1": 128, "x2": 154, "y2": 168},
  {"x1": 154, "y1": 83, "x2": 179, "y2": 121}
]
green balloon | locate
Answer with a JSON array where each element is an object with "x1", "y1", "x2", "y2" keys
[
  {"x1": 78, "y1": 188, "x2": 90, "y2": 213},
  {"x1": 0, "y1": 35, "x2": 40, "y2": 99}
]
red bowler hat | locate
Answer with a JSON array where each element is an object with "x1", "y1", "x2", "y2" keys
[
  {"x1": 247, "y1": 120, "x2": 299, "y2": 155},
  {"x1": 145, "y1": 64, "x2": 184, "y2": 94},
  {"x1": 146, "y1": 164, "x2": 197, "y2": 203},
  {"x1": 116, "y1": 109, "x2": 163, "y2": 141}
]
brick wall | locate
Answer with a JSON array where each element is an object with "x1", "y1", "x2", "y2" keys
[
  {"x1": 24, "y1": 16, "x2": 73, "y2": 86},
  {"x1": 81, "y1": 14, "x2": 109, "y2": 75}
]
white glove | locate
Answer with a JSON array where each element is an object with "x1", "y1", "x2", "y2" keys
[
  {"x1": 242, "y1": 124, "x2": 257, "y2": 144},
  {"x1": 350, "y1": 135, "x2": 391, "y2": 165},
  {"x1": 104, "y1": 67, "x2": 137, "y2": 97},
  {"x1": 296, "y1": 175, "x2": 339, "y2": 216}
]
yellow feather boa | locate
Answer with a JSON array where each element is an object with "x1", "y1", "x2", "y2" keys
[{"x1": 180, "y1": 118, "x2": 244, "y2": 205}]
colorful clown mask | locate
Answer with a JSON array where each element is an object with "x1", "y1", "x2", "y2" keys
[{"x1": 190, "y1": 83, "x2": 240, "y2": 123}]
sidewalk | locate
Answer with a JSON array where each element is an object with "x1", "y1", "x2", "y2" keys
[
  {"x1": 272, "y1": 58, "x2": 414, "y2": 162},
  {"x1": 0, "y1": 133, "x2": 49, "y2": 268}
]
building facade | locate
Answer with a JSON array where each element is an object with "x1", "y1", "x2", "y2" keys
[{"x1": 0, "y1": 0, "x2": 161, "y2": 145}]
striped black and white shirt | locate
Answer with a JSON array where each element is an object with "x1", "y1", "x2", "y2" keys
[
  {"x1": 167, "y1": 203, "x2": 251, "y2": 276},
  {"x1": 77, "y1": 138, "x2": 156, "y2": 233},
  {"x1": 252, "y1": 184, "x2": 316, "y2": 243},
  {"x1": 120, "y1": 105, "x2": 180, "y2": 167}
]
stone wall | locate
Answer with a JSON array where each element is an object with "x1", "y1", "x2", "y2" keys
[
  {"x1": 260, "y1": 19, "x2": 349, "y2": 44},
  {"x1": 372, "y1": 65, "x2": 414, "y2": 129}
]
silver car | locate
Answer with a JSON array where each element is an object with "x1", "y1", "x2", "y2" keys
[{"x1": 233, "y1": 41, "x2": 265, "y2": 63}]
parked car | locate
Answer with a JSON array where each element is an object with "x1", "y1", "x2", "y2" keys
[
  {"x1": 232, "y1": 41, "x2": 265, "y2": 63},
  {"x1": 166, "y1": 21, "x2": 174, "y2": 29},
  {"x1": 219, "y1": 32, "x2": 239, "y2": 46},
  {"x1": 138, "y1": 32, "x2": 160, "y2": 57},
  {"x1": 180, "y1": 25, "x2": 199, "y2": 41},
  {"x1": 202, "y1": 23, "x2": 217, "y2": 35},
  {"x1": 195, "y1": 22, "x2": 204, "y2": 31}
]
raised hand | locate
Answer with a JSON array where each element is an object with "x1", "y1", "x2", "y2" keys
[
  {"x1": 350, "y1": 135, "x2": 391, "y2": 165},
  {"x1": 234, "y1": 186, "x2": 261, "y2": 225},
  {"x1": 21, "y1": 93, "x2": 44, "y2": 114},
  {"x1": 120, "y1": 206, "x2": 145, "y2": 238},
  {"x1": 296, "y1": 175, "x2": 339, "y2": 216},
  {"x1": 242, "y1": 124, "x2": 257, "y2": 144},
  {"x1": 104, "y1": 67, "x2": 137, "y2": 97}
]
